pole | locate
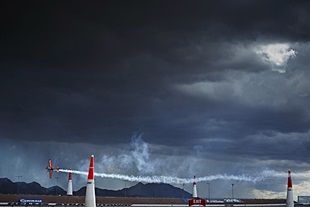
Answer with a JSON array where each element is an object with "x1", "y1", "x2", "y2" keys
[
  {"x1": 207, "y1": 183, "x2": 210, "y2": 201},
  {"x1": 56, "y1": 176, "x2": 59, "y2": 195},
  {"x1": 15, "y1": 175, "x2": 22, "y2": 194},
  {"x1": 125, "y1": 180, "x2": 127, "y2": 197},
  {"x1": 231, "y1": 183, "x2": 234, "y2": 200}
]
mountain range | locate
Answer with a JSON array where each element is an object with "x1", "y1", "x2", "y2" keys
[{"x1": 0, "y1": 178, "x2": 192, "y2": 199}]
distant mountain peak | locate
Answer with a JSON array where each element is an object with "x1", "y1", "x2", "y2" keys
[{"x1": 0, "y1": 177, "x2": 191, "y2": 199}]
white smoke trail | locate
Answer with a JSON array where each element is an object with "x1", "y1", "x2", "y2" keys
[
  {"x1": 56, "y1": 133, "x2": 294, "y2": 185},
  {"x1": 261, "y1": 170, "x2": 286, "y2": 177},
  {"x1": 59, "y1": 169, "x2": 263, "y2": 184},
  {"x1": 261, "y1": 169, "x2": 310, "y2": 178}
]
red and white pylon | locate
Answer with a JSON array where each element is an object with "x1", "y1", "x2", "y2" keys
[
  {"x1": 67, "y1": 169, "x2": 73, "y2": 196},
  {"x1": 85, "y1": 155, "x2": 96, "y2": 207},
  {"x1": 286, "y1": 169, "x2": 294, "y2": 207},
  {"x1": 189, "y1": 175, "x2": 206, "y2": 206},
  {"x1": 193, "y1": 175, "x2": 198, "y2": 198}
]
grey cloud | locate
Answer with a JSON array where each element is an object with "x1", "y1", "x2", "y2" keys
[{"x1": 1, "y1": 0, "x2": 310, "y2": 199}]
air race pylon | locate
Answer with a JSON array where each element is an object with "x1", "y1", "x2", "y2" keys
[
  {"x1": 67, "y1": 169, "x2": 73, "y2": 196},
  {"x1": 189, "y1": 176, "x2": 206, "y2": 206},
  {"x1": 286, "y1": 169, "x2": 294, "y2": 207},
  {"x1": 85, "y1": 155, "x2": 96, "y2": 207},
  {"x1": 193, "y1": 175, "x2": 198, "y2": 198}
]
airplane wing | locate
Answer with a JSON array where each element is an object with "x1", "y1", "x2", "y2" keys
[
  {"x1": 46, "y1": 159, "x2": 59, "y2": 179},
  {"x1": 48, "y1": 159, "x2": 52, "y2": 169}
]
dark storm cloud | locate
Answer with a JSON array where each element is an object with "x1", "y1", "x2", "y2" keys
[
  {"x1": 2, "y1": 1, "x2": 310, "y2": 66},
  {"x1": 1, "y1": 0, "x2": 309, "y2": 143},
  {"x1": 1, "y1": 4, "x2": 309, "y2": 130},
  {"x1": 1, "y1": 0, "x2": 310, "y2": 198}
]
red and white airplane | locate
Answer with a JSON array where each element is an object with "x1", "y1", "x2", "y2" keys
[{"x1": 46, "y1": 159, "x2": 59, "y2": 179}]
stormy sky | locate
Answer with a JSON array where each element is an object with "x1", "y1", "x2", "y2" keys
[{"x1": 1, "y1": 0, "x2": 310, "y2": 200}]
